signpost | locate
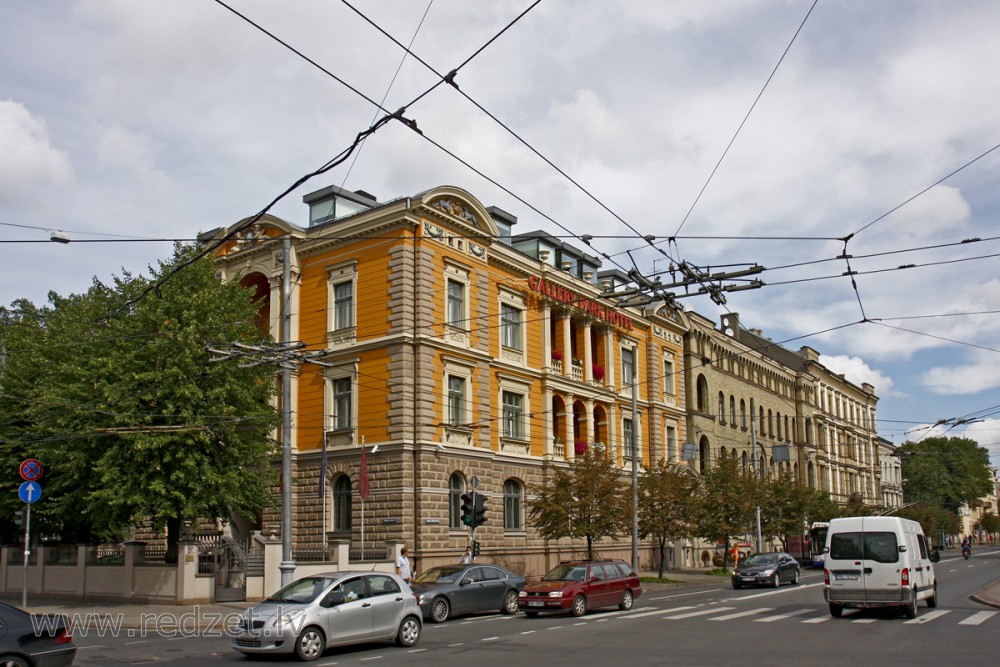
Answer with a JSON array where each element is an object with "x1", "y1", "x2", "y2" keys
[{"x1": 17, "y1": 460, "x2": 43, "y2": 608}]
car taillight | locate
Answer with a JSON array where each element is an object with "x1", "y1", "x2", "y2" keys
[
  {"x1": 901, "y1": 568, "x2": 910, "y2": 587},
  {"x1": 823, "y1": 569, "x2": 829, "y2": 586},
  {"x1": 55, "y1": 627, "x2": 73, "y2": 644}
]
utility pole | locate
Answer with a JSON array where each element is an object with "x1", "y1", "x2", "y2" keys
[{"x1": 750, "y1": 415, "x2": 762, "y2": 553}]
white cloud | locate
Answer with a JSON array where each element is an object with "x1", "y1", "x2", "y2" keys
[
  {"x1": 921, "y1": 352, "x2": 1000, "y2": 396},
  {"x1": 0, "y1": 100, "x2": 72, "y2": 204},
  {"x1": 818, "y1": 354, "x2": 897, "y2": 397}
]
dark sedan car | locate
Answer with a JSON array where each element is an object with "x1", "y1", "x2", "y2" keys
[
  {"x1": 410, "y1": 563, "x2": 525, "y2": 622},
  {"x1": 0, "y1": 602, "x2": 76, "y2": 667},
  {"x1": 732, "y1": 552, "x2": 800, "y2": 589}
]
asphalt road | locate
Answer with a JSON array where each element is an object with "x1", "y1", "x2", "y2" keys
[{"x1": 70, "y1": 549, "x2": 1000, "y2": 667}]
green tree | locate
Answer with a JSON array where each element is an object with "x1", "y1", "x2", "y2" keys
[
  {"x1": 638, "y1": 459, "x2": 699, "y2": 578},
  {"x1": 696, "y1": 456, "x2": 760, "y2": 571},
  {"x1": 979, "y1": 512, "x2": 1000, "y2": 537},
  {"x1": 759, "y1": 471, "x2": 840, "y2": 557},
  {"x1": 0, "y1": 243, "x2": 280, "y2": 546},
  {"x1": 527, "y1": 445, "x2": 630, "y2": 559},
  {"x1": 898, "y1": 436, "x2": 992, "y2": 510}
]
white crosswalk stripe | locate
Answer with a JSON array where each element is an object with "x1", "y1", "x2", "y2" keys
[
  {"x1": 622, "y1": 606, "x2": 693, "y2": 620},
  {"x1": 709, "y1": 608, "x2": 775, "y2": 621},
  {"x1": 663, "y1": 607, "x2": 735, "y2": 620},
  {"x1": 755, "y1": 608, "x2": 813, "y2": 623},
  {"x1": 958, "y1": 611, "x2": 997, "y2": 626},
  {"x1": 904, "y1": 610, "x2": 951, "y2": 624}
]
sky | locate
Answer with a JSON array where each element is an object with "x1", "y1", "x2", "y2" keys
[{"x1": 2, "y1": 0, "x2": 999, "y2": 468}]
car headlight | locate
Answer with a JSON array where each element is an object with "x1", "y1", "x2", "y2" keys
[
  {"x1": 518, "y1": 591, "x2": 527, "y2": 597},
  {"x1": 760, "y1": 568, "x2": 776, "y2": 576},
  {"x1": 548, "y1": 591, "x2": 563, "y2": 598},
  {"x1": 273, "y1": 609, "x2": 304, "y2": 627}
]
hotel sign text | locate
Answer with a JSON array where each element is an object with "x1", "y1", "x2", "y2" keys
[{"x1": 527, "y1": 275, "x2": 634, "y2": 331}]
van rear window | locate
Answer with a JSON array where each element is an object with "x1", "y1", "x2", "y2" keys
[{"x1": 829, "y1": 531, "x2": 899, "y2": 563}]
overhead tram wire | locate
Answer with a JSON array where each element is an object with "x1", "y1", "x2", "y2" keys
[{"x1": 670, "y1": 0, "x2": 819, "y2": 241}]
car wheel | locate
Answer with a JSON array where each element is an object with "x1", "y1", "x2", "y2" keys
[
  {"x1": 732, "y1": 581, "x2": 742, "y2": 590},
  {"x1": 502, "y1": 590, "x2": 519, "y2": 615},
  {"x1": 771, "y1": 573, "x2": 780, "y2": 588},
  {"x1": 395, "y1": 615, "x2": 421, "y2": 647},
  {"x1": 430, "y1": 597, "x2": 450, "y2": 623},
  {"x1": 0, "y1": 656, "x2": 30, "y2": 667},
  {"x1": 525, "y1": 611, "x2": 539, "y2": 618},
  {"x1": 829, "y1": 603, "x2": 843, "y2": 618},
  {"x1": 571, "y1": 594, "x2": 587, "y2": 617},
  {"x1": 791, "y1": 568, "x2": 800, "y2": 585},
  {"x1": 618, "y1": 589, "x2": 634, "y2": 611},
  {"x1": 927, "y1": 582, "x2": 938, "y2": 608},
  {"x1": 904, "y1": 592, "x2": 918, "y2": 619},
  {"x1": 295, "y1": 626, "x2": 325, "y2": 662}
]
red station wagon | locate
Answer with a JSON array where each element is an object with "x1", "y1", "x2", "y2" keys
[{"x1": 517, "y1": 559, "x2": 642, "y2": 617}]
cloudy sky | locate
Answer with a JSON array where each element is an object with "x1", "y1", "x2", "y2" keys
[{"x1": 3, "y1": 0, "x2": 999, "y2": 467}]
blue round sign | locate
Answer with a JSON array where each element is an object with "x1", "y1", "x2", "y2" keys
[{"x1": 18, "y1": 481, "x2": 42, "y2": 504}]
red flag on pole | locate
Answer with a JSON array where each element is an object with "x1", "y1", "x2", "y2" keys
[{"x1": 359, "y1": 442, "x2": 370, "y2": 500}]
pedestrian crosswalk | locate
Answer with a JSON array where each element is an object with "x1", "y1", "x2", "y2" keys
[{"x1": 619, "y1": 605, "x2": 998, "y2": 627}]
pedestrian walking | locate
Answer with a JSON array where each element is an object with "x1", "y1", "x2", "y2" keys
[
  {"x1": 396, "y1": 547, "x2": 412, "y2": 583},
  {"x1": 460, "y1": 546, "x2": 472, "y2": 564}
]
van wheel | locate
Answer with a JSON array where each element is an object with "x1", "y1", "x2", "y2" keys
[
  {"x1": 904, "y1": 592, "x2": 918, "y2": 619},
  {"x1": 927, "y1": 582, "x2": 938, "y2": 608},
  {"x1": 829, "y1": 603, "x2": 843, "y2": 618}
]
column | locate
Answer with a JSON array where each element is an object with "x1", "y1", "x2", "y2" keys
[
  {"x1": 583, "y1": 321, "x2": 593, "y2": 382},
  {"x1": 544, "y1": 387, "x2": 554, "y2": 456},
  {"x1": 561, "y1": 315, "x2": 572, "y2": 378},
  {"x1": 542, "y1": 304, "x2": 552, "y2": 368},
  {"x1": 566, "y1": 393, "x2": 576, "y2": 461}
]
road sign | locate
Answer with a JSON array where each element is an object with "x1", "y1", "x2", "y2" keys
[
  {"x1": 19, "y1": 459, "x2": 43, "y2": 482},
  {"x1": 18, "y1": 481, "x2": 42, "y2": 504}
]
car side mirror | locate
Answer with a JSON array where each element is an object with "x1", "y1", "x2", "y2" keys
[
  {"x1": 822, "y1": 546, "x2": 829, "y2": 554},
  {"x1": 930, "y1": 550, "x2": 941, "y2": 563},
  {"x1": 322, "y1": 591, "x2": 347, "y2": 608},
  {"x1": 898, "y1": 545, "x2": 907, "y2": 552}
]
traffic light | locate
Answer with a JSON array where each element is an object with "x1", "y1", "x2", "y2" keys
[
  {"x1": 472, "y1": 540, "x2": 481, "y2": 557},
  {"x1": 460, "y1": 493, "x2": 474, "y2": 526},
  {"x1": 473, "y1": 494, "x2": 488, "y2": 527}
]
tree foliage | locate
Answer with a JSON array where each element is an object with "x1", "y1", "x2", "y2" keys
[
  {"x1": 696, "y1": 456, "x2": 761, "y2": 568},
  {"x1": 638, "y1": 459, "x2": 699, "y2": 577},
  {"x1": 759, "y1": 470, "x2": 841, "y2": 553},
  {"x1": 0, "y1": 244, "x2": 280, "y2": 544},
  {"x1": 527, "y1": 445, "x2": 631, "y2": 558},
  {"x1": 898, "y1": 436, "x2": 992, "y2": 510}
]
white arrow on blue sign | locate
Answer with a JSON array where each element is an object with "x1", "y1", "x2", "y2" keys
[{"x1": 18, "y1": 481, "x2": 42, "y2": 504}]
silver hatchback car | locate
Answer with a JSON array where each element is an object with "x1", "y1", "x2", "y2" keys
[{"x1": 233, "y1": 571, "x2": 422, "y2": 661}]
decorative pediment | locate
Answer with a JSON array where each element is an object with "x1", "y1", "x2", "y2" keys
[{"x1": 430, "y1": 197, "x2": 481, "y2": 228}]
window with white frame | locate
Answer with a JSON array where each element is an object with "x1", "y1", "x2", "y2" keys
[
  {"x1": 332, "y1": 281, "x2": 354, "y2": 330},
  {"x1": 663, "y1": 356, "x2": 675, "y2": 397},
  {"x1": 502, "y1": 391, "x2": 524, "y2": 440},
  {"x1": 500, "y1": 303, "x2": 522, "y2": 350},
  {"x1": 446, "y1": 279, "x2": 466, "y2": 328},
  {"x1": 623, "y1": 418, "x2": 636, "y2": 460},
  {"x1": 447, "y1": 374, "x2": 465, "y2": 426},
  {"x1": 621, "y1": 347, "x2": 635, "y2": 386},
  {"x1": 503, "y1": 479, "x2": 524, "y2": 530},
  {"x1": 332, "y1": 377, "x2": 353, "y2": 430},
  {"x1": 665, "y1": 424, "x2": 677, "y2": 461}
]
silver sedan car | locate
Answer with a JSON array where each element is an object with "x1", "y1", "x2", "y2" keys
[{"x1": 233, "y1": 571, "x2": 422, "y2": 661}]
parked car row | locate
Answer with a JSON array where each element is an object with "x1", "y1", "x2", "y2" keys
[{"x1": 232, "y1": 558, "x2": 642, "y2": 661}]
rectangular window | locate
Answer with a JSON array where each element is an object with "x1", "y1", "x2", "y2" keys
[
  {"x1": 663, "y1": 358, "x2": 675, "y2": 396},
  {"x1": 500, "y1": 304, "x2": 522, "y2": 350},
  {"x1": 665, "y1": 425, "x2": 677, "y2": 460},
  {"x1": 447, "y1": 375, "x2": 465, "y2": 426},
  {"x1": 502, "y1": 391, "x2": 523, "y2": 440},
  {"x1": 447, "y1": 279, "x2": 465, "y2": 328},
  {"x1": 623, "y1": 418, "x2": 635, "y2": 460},
  {"x1": 621, "y1": 348, "x2": 635, "y2": 386},
  {"x1": 332, "y1": 378, "x2": 352, "y2": 430},
  {"x1": 333, "y1": 281, "x2": 354, "y2": 330}
]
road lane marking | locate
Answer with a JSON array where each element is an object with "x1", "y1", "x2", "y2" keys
[
  {"x1": 959, "y1": 611, "x2": 997, "y2": 626},
  {"x1": 520, "y1": 630, "x2": 536, "y2": 635},
  {"x1": 735, "y1": 583, "x2": 822, "y2": 600},
  {"x1": 851, "y1": 618, "x2": 878, "y2": 624},
  {"x1": 904, "y1": 610, "x2": 951, "y2": 624},
  {"x1": 663, "y1": 607, "x2": 734, "y2": 620},
  {"x1": 622, "y1": 606, "x2": 694, "y2": 620},
  {"x1": 801, "y1": 615, "x2": 830, "y2": 623},
  {"x1": 709, "y1": 608, "x2": 775, "y2": 621},
  {"x1": 755, "y1": 609, "x2": 812, "y2": 623}
]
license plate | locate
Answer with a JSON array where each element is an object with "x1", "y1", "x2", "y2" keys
[
  {"x1": 742, "y1": 577, "x2": 755, "y2": 582},
  {"x1": 835, "y1": 573, "x2": 860, "y2": 580},
  {"x1": 528, "y1": 601, "x2": 543, "y2": 607}
]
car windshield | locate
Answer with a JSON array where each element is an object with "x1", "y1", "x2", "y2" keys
[
  {"x1": 743, "y1": 554, "x2": 779, "y2": 566},
  {"x1": 542, "y1": 564, "x2": 588, "y2": 582},
  {"x1": 413, "y1": 566, "x2": 464, "y2": 584},
  {"x1": 266, "y1": 576, "x2": 337, "y2": 603}
]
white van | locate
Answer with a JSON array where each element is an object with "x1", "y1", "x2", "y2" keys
[{"x1": 823, "y1": 516, "x2": 939, "y2": 618}]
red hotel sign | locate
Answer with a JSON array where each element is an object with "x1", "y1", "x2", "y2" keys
[{"x1": 527, "y1": 275, "x2": 634, "y2": 331}]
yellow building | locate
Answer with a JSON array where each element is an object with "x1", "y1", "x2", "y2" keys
[{"x1": 212, "y1": 184, "x2": 688, "y2": 574}]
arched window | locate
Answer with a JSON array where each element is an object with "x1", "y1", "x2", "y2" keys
[
  {"x1": 699, "y1": 437, "x2": 710, "y2": 474},
  {"x1": 729, "y1": 396, "x2": 736, "y2": 426},
  {"x1": 696, "y1": 375, "x2": 709, "y2": 413},
  {"x1": 333, "y1": 475, "x2": 352, "y2": 531},
  {"x1": 740, "y1": 399, "x2": 747, "y2": 429},
  {"x1": 503, "y1": 479, "x2": 524, "y2": 530},
  {"x1": 718, "y1": 392, "x2": 726, "y2": 424},
  {"x1": 776, "y1": 412, "x2": 782, "y2": 440},
  {"x1": 448, "y1": 472, "x2": 465, "y2": 529}
]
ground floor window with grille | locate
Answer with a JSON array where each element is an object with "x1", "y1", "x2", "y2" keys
[
  {"x1": 333, "y1": 475, "x2": 352, "y2": 530},
  {"x1": 449, "y1": 472, "x2": 464, "y2": 529}
]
